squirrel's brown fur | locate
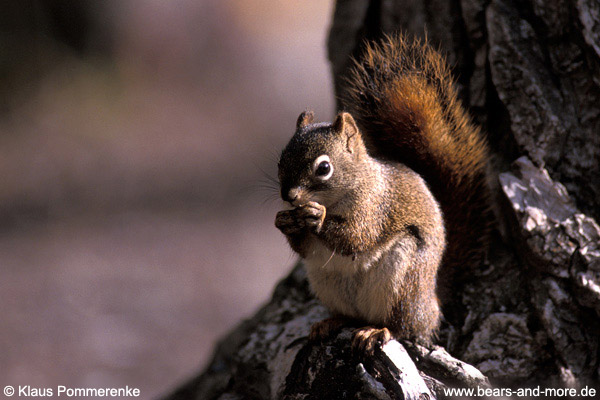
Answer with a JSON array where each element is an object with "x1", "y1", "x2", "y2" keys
[
  {"x1": 275, "y1": 33, "x2": 491, "y2": 350},
  {"x1": 342, "y1": 34, "x2": 492, "y2": 300}
]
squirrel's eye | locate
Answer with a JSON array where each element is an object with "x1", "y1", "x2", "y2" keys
[
  {"x1": 313, "y1": 155, "x2": 333, "y2": 180},
  {"x1": 316, "y1": 161, "x2": 330, "y2": 176}
]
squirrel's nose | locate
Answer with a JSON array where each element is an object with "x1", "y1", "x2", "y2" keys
[{"x1": 282, "y1": 187, "x2": 300, "y2": 204}]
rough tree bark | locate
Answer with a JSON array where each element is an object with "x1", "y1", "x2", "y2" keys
[{"x1": 164, "y1": 0, "x2": 600, "y2": 398}]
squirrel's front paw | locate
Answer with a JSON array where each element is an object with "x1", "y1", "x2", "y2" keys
[
  {"x1": 275, "y1": 209, "x2": 302, "y2": 235},
  {"x1": 299, "y1": 201, "x2": 326, "y2": 233},
  {"x1": 275, "y1": 202, "x2": 326, "y2": 235}
]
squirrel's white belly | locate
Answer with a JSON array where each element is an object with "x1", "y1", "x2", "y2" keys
[{"x1": 304, "y1": 240, "x2": 409, "y2": 324}]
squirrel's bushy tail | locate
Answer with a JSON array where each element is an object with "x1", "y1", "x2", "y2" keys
[{"x1": 341, "y1": 34, "x2": 492, "y2": 292}]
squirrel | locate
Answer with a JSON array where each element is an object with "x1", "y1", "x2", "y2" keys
[{"x1": 275, "y1": 34, "x2": 491, "y2": 352}]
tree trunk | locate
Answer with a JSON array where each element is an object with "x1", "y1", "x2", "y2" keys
[{"x1": 163, "y1": 0, "x2": 600, "y2": 398}]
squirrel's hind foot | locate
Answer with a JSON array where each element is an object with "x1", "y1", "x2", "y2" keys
[
  {"x1": 309, "y1": 316, "x2": 348, "y2": 342},
  {"x1": 352, "y1": 326, "x2": 392, "y2": 355}
]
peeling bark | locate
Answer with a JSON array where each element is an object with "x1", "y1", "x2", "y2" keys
[{"x1": 499, "y1": 157, "x2": 600, "y2": 382}]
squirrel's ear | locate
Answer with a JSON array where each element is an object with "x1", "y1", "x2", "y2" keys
[
  {"x1": 333, "y1": 112, "x2": 361, "y2": 154},
  {"x1": 296, "y1": 111, "x2": 315, "y2": 129}
]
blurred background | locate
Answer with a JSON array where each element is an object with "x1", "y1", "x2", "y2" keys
[{"x1": 0, "y1": 1, "x2": 334, "y2": 397}]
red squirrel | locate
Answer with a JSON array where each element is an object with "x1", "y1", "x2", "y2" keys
[{"x1": 275, "y1": 34, "x2": 491, "y2": 351}]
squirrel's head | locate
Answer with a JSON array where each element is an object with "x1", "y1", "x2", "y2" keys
[{"x1": 277, "y1": 111, "x2": 368, "y2": 208}]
